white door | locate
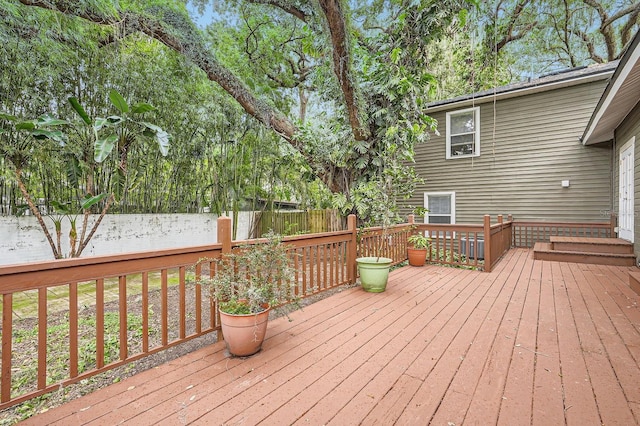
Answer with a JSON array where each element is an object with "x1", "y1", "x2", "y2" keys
[{"x1": 619, "y1": 138, "x2": 635, "y2": 241}]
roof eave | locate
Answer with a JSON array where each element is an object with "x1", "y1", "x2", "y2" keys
[
  {"x1": 582, "y1": 32, "x2": 640, "y2": 146},
  {"x1": 426, "y1": 66, "x2": 615, "y2": 114}
]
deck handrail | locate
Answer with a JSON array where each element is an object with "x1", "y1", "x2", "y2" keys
[
  {"x1": 0, "y1": 217, "x2": 357, "y2": 410},
  {"x1": 511, "y1": 214, "x2": 616, "y2": 247},
  {"x1": 0, "y1": 213, "x2": 521, "y2": 409}
]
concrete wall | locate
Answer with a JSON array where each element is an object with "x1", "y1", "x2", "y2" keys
[{"x1": 0, "y1": 213, "x2": 255, "y2": 266}]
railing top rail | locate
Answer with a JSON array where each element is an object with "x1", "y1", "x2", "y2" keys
[
  {"x1": 232, "y1": 229, "x2": 353, "y2": 249},
  {"x1": 0, "y1": 231, "x2": 357, "y2": 294},
  {"x1": 414, "y1": 223, "x2": 485, "y2": 232},
  {"x1": 0, "y1": 244, "x2": 225, "y2": 293},
  {"x1": 512, "y1": 220, "x2": 611, "y2": 227},
  {"x1": 0, "y1": 243, "x2": 223, "y2": 276},
  {"x1": 355, "y1": 223, "x2": 413, "y2": 233}
]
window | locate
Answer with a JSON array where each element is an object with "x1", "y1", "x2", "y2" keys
[
  {"x1": 425, "y1": 192, "x2": 455, "y2": 224},
  {"x1": 424, "y1": 192, "x2": 455, "y2": 237},
  {"x1": 446, "y1": 107, "x2": 480, "y2": 159}
]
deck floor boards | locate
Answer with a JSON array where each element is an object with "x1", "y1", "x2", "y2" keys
[{"x1": 18, "y1": 248, "x2": 640, "y2": 425}]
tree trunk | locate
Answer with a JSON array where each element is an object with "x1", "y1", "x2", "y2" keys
[{"x1": 14, "y1": 167, "x2": 61, "y2": 259}]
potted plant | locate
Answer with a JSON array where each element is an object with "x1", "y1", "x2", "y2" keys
[
  {"x1": 407, "y1": 232, "x2": 431, "y2": 266},
  {"x1": 356, "y1": 254, "x2": 393, "y2": 292},
  {"x1": 191, "y1": 232, "x2": 297, "y2": 356},
  {"x1": 354, "y1": 178, "x2": 397, "y2": 292}
]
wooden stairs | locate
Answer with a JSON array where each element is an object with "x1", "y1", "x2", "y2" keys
[
  {"x1": 533, "y1": 236, "x2": 636, "y2": 267},
  {"x1": 630, "y1": 272, "x2": 640, "y2": 296}
]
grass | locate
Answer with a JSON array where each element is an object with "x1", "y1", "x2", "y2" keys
[
  {"x1": 3, "y1": 270, "x2": 180, "y2": 320},
  {"x1": 1, "y1": 308, "x2": 152, "y2": 425},
  {"x1": 0, "y1": 270, "x2": 176, "y2": 423},
  {"x1": 9, "y1": 311, "x2": 150, "y2": 393}
]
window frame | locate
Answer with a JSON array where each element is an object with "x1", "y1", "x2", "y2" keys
[
  {"x1": 424, "y1": 191, "x2": 456, "y2": 238},
  {"x1": 445, "y1": 106, "x2": 480, "y2": 159}
]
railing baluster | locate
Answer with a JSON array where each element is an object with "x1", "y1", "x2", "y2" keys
[
  {"x1": 1, "y1": 294, "x2": 12, "y2": 403},
  {"x1": 302, "y1": 247, "x2": 308, "y2": 296},
  {"x1": 161, "y1": 269, "x2": 168, "y2": 346},
  {"x1": 316, "y1": 245, "x2": 322, "y2": 292},
  {"x1": 322, "y1": 244, "x2": 327, "y2": 291},
  {"x1": 330, "y1": 243, "x2": 335, "y2": 289},
  {"x1": 142, "y1": 272, "x2": 149, "y2": 352},
  {"x1": 69, "y1": 282, "x2": 78, "y2": 378},
  {"x1": 309, "y1": 246, "x2": 316, "y2": 292},
  {"x1": 179, "y1": 266, "x2": 186, "y2": 340},
  {"x1": 96, "y1": 279, "x2": 104, "y2": 369},
  {"x1": 37, "y1": 288, "x2": 47, "y2": 389},
  {"x1": 118, "y1": 276, "x2": 127, "y2": 361},
  {"x1": 293, "y1": 248, "x2": 301, "y2": 297}
]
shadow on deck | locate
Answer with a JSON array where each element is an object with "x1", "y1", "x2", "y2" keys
[{"x1": 19, "y1": 248, "x2": 640, "y2": 425}]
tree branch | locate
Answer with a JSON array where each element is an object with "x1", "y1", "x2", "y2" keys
[
  {"x1": 18, "y1": 1, "x2": 300, "y2": 145},
  {"x1": 248, "y1": 0, "x2": 309, "y2": 22},
  {"x1": 318, "y1": 0, "x2": 370, "y2": 141},
  {"x1": 76, "y1": 194, "x2": 115, "y2": 257},
  {"x1": 17, "y1": 0, "x2": 353, "y2": 194}
]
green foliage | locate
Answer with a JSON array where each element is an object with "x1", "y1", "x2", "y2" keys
[
  {"x1": 408, "y1": 233, "x2": 431, "y2": 249},
  {"x1": 4, "y1": 0, "x2": 635, "y2": 234},
  {"x1": 190, "y1": 232, "x2": 298, "y2": 315},
  {"x1": 9, "y1": 311, "x2": 147, "y2": 412},
  {"x1": 430, "y1": 247, "x2": 480, "y2": 270},
  {"x1": 69, "y1": 89, "x2": 170, "y2": 163}
]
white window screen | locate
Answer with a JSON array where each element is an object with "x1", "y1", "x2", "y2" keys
[
  {"x1": 446, "y1": 107, "x2": 480, "y2": 159},
  {"x1": 424, "y1": 192, "x2": 455, "y2": 232}
]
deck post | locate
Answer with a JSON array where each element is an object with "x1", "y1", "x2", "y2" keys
[
  {"x1": 498, "y1": 215, "x2": 504, "y2": 259},
  {"x1": 484, "y1": 214, "x2": 492, "y2": 273},
  {"x1": 408, "y1": 214, "x2": 415, "y2": 224},
  {"x1": 507, "y1": 214, "x2": 515, "y2": 246},
  {"x1": 218, "y1": 216, "x2": 232, "y2": 254},
  {"x1": 347, "y1": 214, "x2": 357, "y2": 284},
  {"x1": 609, "y1": 212, "x2": 617, "y2": 238},
  {"x1": 216, "y1": 216, "x2": 233, "y2": 341}
]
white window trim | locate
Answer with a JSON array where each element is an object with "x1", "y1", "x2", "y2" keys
[
  {"x1": 424, "y1": 191, "x2": 456, "y2": 238},
  {"x1": 445, "y1": 106, "x2": 480, "y2": 159}
]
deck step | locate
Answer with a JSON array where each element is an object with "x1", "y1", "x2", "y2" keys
[
  {"x1": 533, "y1": 241, "x2": 636, "y2": 266},
  {"x1": 630, "y1": 272, "x2": 640, "y2": 296},
  {"x1": 550, "y1": 236, "x2": 634, "y2": 254}
]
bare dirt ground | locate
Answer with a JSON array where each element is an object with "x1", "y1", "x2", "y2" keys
[{"x1": 0, "y1": 282, "x2": 357, "y2": 425}]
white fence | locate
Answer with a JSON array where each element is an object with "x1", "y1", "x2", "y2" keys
[{"x1": 0, "y1": 213, "x2": 254, "y2": 265}]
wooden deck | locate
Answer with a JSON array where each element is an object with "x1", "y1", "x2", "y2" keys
[{"x1": 19, "y1": 248, "x2": 640, "y2": 425}]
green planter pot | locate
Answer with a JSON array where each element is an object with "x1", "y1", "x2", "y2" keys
[{"x1": 356, "y1": 257, "x2": 393, "y2": 293}]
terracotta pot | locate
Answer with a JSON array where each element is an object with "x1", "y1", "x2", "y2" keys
[
  {"x1": 407, "y1": 248, "x2": 428, "y2": 266},
  {"x1": 219, "y1": 306, "x2": 271, "y2": 356}
]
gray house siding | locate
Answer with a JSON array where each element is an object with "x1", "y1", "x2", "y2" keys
[
  {"x1": 613, "y1": 102, "x2": 640, "y2": 256},
  {"x1": 404, "y1": 79, "x2": 613, "y2": 224}
]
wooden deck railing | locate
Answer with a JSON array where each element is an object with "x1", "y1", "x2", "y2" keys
[
  {"x1": 411, "y1": 214, "x2": 513, "y2": 272},
  {"x1": 356, "y1": 223, "x2": 413, "y2": 266},
  {"x1": 0, "y1": 216, "x2": 356, "y2": 410},
  {"x1": 0, "y1": 212, "x2": 538, "y2": 409},
  {"x1": 511, "y1": 214, "x2": 616, "y2": 247}
]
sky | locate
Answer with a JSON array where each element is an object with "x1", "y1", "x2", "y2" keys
[{"x1": 187, "y1": 2, "x2": 218, "y2": 28}]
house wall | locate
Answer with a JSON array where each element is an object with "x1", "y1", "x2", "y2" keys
[
  {"x1": 403, "y1": 79, "x2": 613, "y2": 224},
  {"x1": 613, "y1": 101, "x2": 640, "y2": 259}
]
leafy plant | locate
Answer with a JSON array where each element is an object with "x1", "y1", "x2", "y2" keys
[
  {"x1": 0, "y1": 89, "x2": 171, "y2": 259},
  {"x1": 408, "y1": 233, "x2": 431, "y2": 250},
  {"x1": 190, "y1": 232, "x2": 298, "y2": 315}
]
